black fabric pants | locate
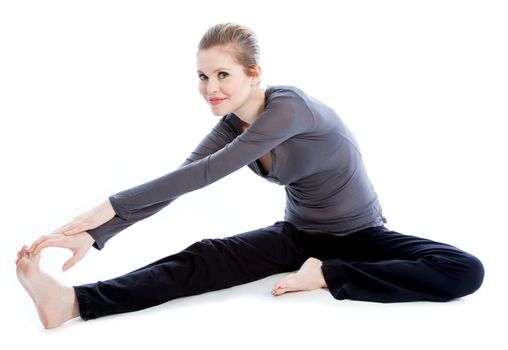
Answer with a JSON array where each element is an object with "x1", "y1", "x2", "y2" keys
[{"x1": 74, "y1": 222, "x2": 484, "y2": 320}]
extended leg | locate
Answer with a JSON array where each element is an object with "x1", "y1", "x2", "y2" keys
[{"x1": 74, "y1": 221, "x2": 308, "y2": 320}]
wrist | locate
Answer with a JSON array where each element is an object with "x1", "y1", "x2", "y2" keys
[
  {"x1": 103, "y1": 198, "x2": 116, "y2": 217},
  {"x1": 83, "y1": 231, "x2": 96, "y2": 246}
]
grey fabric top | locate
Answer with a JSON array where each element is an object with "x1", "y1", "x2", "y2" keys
[{"x1": 88, "y1": 85, "x2": 386, "y2": 250}]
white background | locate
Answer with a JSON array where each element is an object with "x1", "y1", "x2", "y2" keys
[{"x1": 1, "y1": 0, "x2": 507, "y2": 348}]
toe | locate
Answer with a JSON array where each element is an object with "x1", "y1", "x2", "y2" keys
[
  {"x1": 271, "y1": 286, "x2": 279, "y2": 295},
  {"x1": 273, "y1": 278, "x2": 294, "y2": 295},
  {"x1": 273, "y1": 287, "x2": 290, "y2": 296},
  {"x1": 273, "y1": 277, "x2": 289, "y2": 291}
]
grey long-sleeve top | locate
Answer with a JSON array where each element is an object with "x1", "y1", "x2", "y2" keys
[{"x1": 87, "y1": 85, "x2": 386, "y2": 249}]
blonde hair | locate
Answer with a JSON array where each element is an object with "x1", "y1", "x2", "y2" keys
[{"x1": 198, "y1": 23, "x2": 260, "y2": 76}]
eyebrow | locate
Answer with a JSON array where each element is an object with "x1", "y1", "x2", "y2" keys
[{"x1": 196, "y1": 67, "x2": 231, "y2": 74}]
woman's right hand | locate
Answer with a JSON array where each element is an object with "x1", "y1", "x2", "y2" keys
[
  {"x1": 29, "y1": 199, "x2": 116, "y2": 270},
  {"x1": 29, "y1": 231, "x2": 95, "y2": 271}
]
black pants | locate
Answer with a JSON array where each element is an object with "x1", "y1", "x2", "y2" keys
[{"x1": 74, "y1": 222, "x2": 484, "y2": 320}]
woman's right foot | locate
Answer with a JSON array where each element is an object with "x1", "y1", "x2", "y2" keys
[{"x1": 15, "y1": 246, "x2": 80, "y2": 329}]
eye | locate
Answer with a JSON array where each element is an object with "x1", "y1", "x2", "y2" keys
[
  {"x1": 198, "y1": 74, "x2": 208, "y2": 81},
  {"x1": 218, "y1": 71, "x2": 229, "y2": 79}
]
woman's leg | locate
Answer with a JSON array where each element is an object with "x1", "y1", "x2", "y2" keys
[
  {"x1": 74, "y1": 221, "x2": 308, "y2": 320},
  {"x1": 278, "y1": 225, "x2": 484, "y2": 302}
]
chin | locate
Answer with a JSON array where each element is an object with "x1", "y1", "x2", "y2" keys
[
  {"x1": 211, "y1": 107, "x2": 233, "y2": 116},
  {"x1": 211, "y1": 110, "x2": 225, "y2": 116}
]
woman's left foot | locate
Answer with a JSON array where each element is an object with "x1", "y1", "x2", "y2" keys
[
  {"x1": 272, "y1": 257, "x2": 327, "y2": 296},
  {"x1": 15, "y1": 245, "x2": 79, "y2": 329}
]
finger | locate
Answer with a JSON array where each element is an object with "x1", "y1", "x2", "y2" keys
[
  {"x1": 62, "y1": 251, "x2": 83, "y2": 272},
  {"x1": 30, "y1": 236, "x2": 54, "y2": 256},
  {"x1": 53, "y1": 220, "x2": 90, "y2": 236},
  {"x1": 62, "y1": 224, "x2": 88, "y2": 236},
  {"x1": 53, "y1": 222, "x2": 81, "y2": 235},
  {"x1": 30, "y1": 235, "x2": 52, "y2": 252},
  {"x1": 32, "y1": 237, "x2": 71, "y2": 255}
]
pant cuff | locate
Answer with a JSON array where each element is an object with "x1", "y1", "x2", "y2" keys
[
  {"x1": 73, "y1": 285, "x2": 94, "y2": 321},
  {"x1": 321, "y1": 259, "x2": 348, "y2": 300}
]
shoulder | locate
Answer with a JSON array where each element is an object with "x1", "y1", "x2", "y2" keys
[
  {"x1": 265, "y1": 85, "x2": 309, "y2": 105},
  {"x1": 265, "y1": 85, "x2": 316, "y2": 119},
  {"x1": 263, "y1": 86, "x2": 309, "y2": 115},
  {"x1": 244, "y1": 85, "x2": 315, "y2": 135},
  {"x1": 263, "y1": 85, "x2": 316, "y2": 128}
]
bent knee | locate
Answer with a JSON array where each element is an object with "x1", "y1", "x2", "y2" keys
[
  {"x1": 437, "y1": 252, "x2": 485, "y2": 300},
  {"x1": 458, "y1": 254, "x2": 485, "y2": 296}
]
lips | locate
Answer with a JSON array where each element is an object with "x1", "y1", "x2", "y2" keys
[{"x1": 209, "y1": 97, "x2": 227, "y2": 106}]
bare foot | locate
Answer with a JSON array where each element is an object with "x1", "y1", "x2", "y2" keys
[
  {"x1": 16, "y1": 245, "x2": 80, "y2": 329},
  {"x1": 272, "y1": 257, "x2": 328, "y2": 296}
]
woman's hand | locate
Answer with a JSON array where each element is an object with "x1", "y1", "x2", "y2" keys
[
  {"x1": 50, "y1": 199, "x2": 116, "y2": 237},
  {"x1": 29, "y1": 231, "x2": 95, "y2": 271},
  {"x1": 29, "y1": 199, "x2": 116, "y2": 270}
]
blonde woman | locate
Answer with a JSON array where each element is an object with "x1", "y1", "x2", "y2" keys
[{"x1": 16, "y1": 23, "x2": 484, "y2": 329}]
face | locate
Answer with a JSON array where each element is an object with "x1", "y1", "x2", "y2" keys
[{"x1": 196, "y1": 46, "x2": 259, "y2": 116}]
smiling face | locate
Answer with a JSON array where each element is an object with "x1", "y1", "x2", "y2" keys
[{"x1": 196, "y1": 45, "x2": 260, "y2": 117}]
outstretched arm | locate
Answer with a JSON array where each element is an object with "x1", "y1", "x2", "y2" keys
[
  {"x1": 28, "y1": 116, "x2": 239, "y2": 262},
  {"x1": 109, "y1": 95, "x2": 309, "y2": 220},
  {"x1": 86, "y1": 116, "x2": 240, "y2": 249},
  {"x1": 31, "y1": 90, "x2": 311, "y2": 259}
]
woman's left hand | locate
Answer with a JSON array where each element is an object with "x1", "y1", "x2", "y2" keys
[{"x1": 50, "y1": 199, "x2": 116, "y2": 237}]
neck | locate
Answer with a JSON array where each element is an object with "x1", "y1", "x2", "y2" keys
[{"x1": 234, "y1": 86, "x2": 266, "y2": 128}]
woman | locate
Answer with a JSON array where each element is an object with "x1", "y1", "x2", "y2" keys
[{"x1": 16, "y1": 23, "x2": 484, "y2": 329}]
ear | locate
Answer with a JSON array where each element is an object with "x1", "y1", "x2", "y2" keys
[{"x1": 249, "y1": 65, "x2": 262, "y2": 86}]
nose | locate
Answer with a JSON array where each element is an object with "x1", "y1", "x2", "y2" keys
[{"x1": 206, "y1": 78, "x2": 219, "y2": 95}]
